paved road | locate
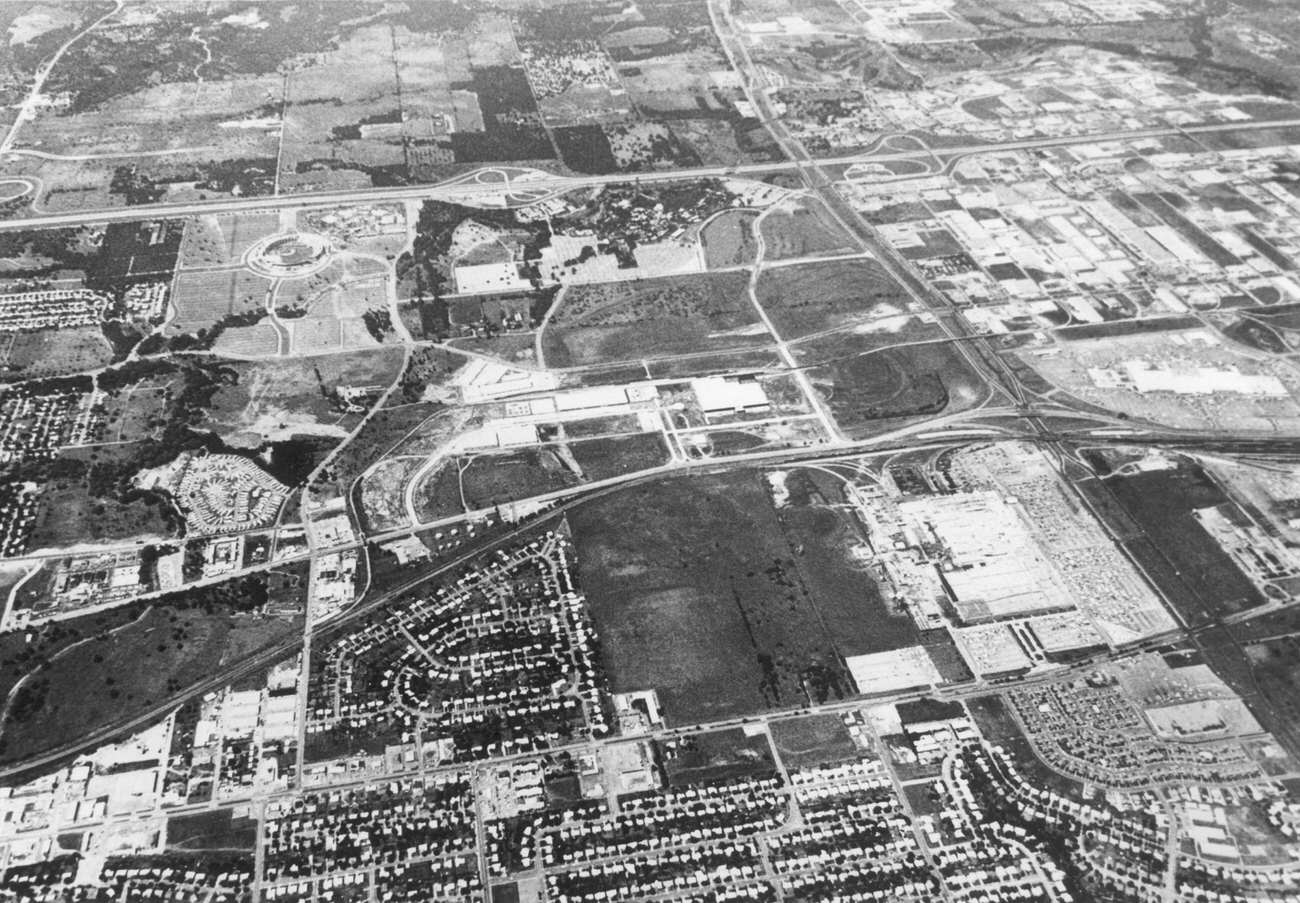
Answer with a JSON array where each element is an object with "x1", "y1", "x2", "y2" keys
[{"x1": 2, "y1": 118, "x2": 1299, "y2": 230}]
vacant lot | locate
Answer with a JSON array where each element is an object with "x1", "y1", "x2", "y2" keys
[
  {"x1": 760, "y1": 199, "x2": 854, "y2": 261},
  {"x1": 569, "y1": 434, "x2": 670, "y2": 482},
  {"x1": 569, "y1": 470, "x2": 858, "y2": 726},
  {"x1": 201, "y1": 347, "x2": 404, "y2": 443},
  {"x1": 795, "y1": 329, "x2": 986, "y2": 437},
  {"x1": 1, "y1": 327, "x2": 114, "y2": 379},
  {"x1": 660, "y1": 728, "x2": 776, "y2": 787},
  {"x1": 755, "y1": 259, "x2": 910, "y2": 338},
  {"x1": 769, "y1": 713, "x2": 859, "y2": 768},
  {"x1": 1092, "y1": 465, "x2": 1264, "y2": 623},
  {"x1": 542, "y1": 272, "x2": 765, "y2": 366},
  {"x1": 774, "y1": 467, "x2": 919, "y2": 656},
  {"x1": 0, "y1": 601, "x2": 298, "y2": 764},
  {"x1": 701, "y1": 210, "x2": 758, "y2": 268}
]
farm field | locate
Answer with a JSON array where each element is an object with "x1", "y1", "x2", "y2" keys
[
  {"x1": 568, "y1": 470, "x2": 859, "y2": 726},
  {"x1": 755, "y1": 259, "x2": 912, "y2": 338}
]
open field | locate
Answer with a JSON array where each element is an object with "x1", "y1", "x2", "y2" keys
[
  {"x1": 569, "y1": 470, "x2": 861, "y2": 726},
  {"x1": 793, "y1": 329, "x2": 987, "y2": 437},
  {"x1": 200, "y1": 347, "x2": 404, "y2": 446},
  {"x1": 165, "y1": 810, "x2": 258, "y2": 853},
  {"x1": 769, "y1": 713, "x2": 860, "y2": 769},
  {"x1": 759, "y1": 199, "x2": 855, "y2": 261},
  {"x1": 773, "y1": 466, "x2": 919, "y2": 656},
  {"x1": 0, "y1": 594, "x2": 300, "y2": 764},
  {"x1": 542, "y1": 272, "x2": 764, "y2": 367},
  {"x1": 27, "y1": 474, "x2": 176, "y2": 552},
  {"x1": 568, "y1": 434, "x2": 670, "y2": 482},
  {"x1": 1082, "y1": 465, "x2": 1264, "y2": 624},
  {"x1": 167, "y1": 268, "x2": 271, "y2": 336},
  {"x1": 0, "y1": 327, "x2": 114, "y2": 380},
  {"x1": 180, "y1": 214, "x2": 282, "y2": 268},
  {"x1": 755, "y1": 259, "x2": 911, "y2": 338},
  {"x1": 701, "y1": 210, "x2": 758, "y2": 269}
]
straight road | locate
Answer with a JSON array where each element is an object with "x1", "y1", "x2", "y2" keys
[{"x1": 2, "y1": 117, "x2": 1299, "y2": 231}]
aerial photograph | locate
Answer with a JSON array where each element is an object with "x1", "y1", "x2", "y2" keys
[{"x1": 4, "y1": 0, "x2": 1300, "y2": 900}]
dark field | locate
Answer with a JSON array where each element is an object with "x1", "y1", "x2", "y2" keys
[
  {"x1": 1083, "y1": 465, "x2": 1263, "y2": 624},
  {"x1": 569, "y1": 434, "x2": 670, "y2": 482},
  {"x1": 775, "y1": 467, "x2": 920, "y2": 656},
  {"x1": 460, "y1": 449, "x2": 581, "y2": 511},
  {"x1": 166, "y1": 810, "x2": 258, "y2": 852},
  {"x1": 796, "y1": 331, "x2": 986, "y2": 437},
  {"x1": 659, "y1": 727, "x2": 776, "y2": 787},
  {"x1": 569, "y1": 469, "x2": 901, "y2": 726},
  {"x1": 0, "y1": 601, "x2": 299, "y2": 763},
  {"x1": 541, "y1": 272, "x2": 765, "y2": 367},
  {"x1": 755, "y1": 259, "x2": 911, "y2": 338}
]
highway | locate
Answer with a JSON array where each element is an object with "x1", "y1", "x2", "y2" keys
[{"x1": 1, "y1": 117, "x2": 1299, "y2": 230}]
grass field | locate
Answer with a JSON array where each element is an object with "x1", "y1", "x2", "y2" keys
[
  {"x1": 165, "y1": 809, "x2": 258, "y2": 852},
  {"x1": 1, "y1": 327, "x2": 114, "y2": 379},
  {"x1": 659, "y1": 728, "x2": 777, "y2": 787},
  {"x1": 201, "y1": 347, "x2": 404, "y2": 443},
  {"x1": 794, "y1": 329, "x2": 986, "y2": 437},
  {"x1": 701, "y1": 210, "x2": 758, "y2": 268},
  {"x1": 769, "y1": 713, "x2": 859, "y2": 768},
  {"x1": 460, "y1": 449, "x2": 580, "y2": 510},
  {"x1": 27, "y1": 479, "x2": 176, "y2": 550},
  {"x1": 1093, "y1": 465, "x2": 1263, "y2": 623},
  {"x1": 755, "y1": 259, "x2": 911, "y2": 338},
  {"x1": 568, "y1": 434, "x2": 670, "y2": 482},
  {"x1": 168, "y1": 268, "x2": 271, "y2": 335},
  {"x1": 541, "y1": 272, "x2": 765, "y2": 367},
  {"x1": 759, "y1": 199, "x2": 854, "y2": 261},
  {"x1": 0, "y1": 604, "x2": 298, "y2": 763},
  {"x1": 774, "y1": 467, "x2": 920, "y2": 656},
  {"x1": 569, "y1": 470, "x2": 867, "y2": 726}
]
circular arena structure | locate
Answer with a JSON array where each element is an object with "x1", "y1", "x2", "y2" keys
[{"x1": 245, "y1": 231, "x2": 334, "y2": 278}]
